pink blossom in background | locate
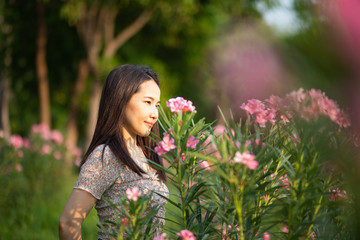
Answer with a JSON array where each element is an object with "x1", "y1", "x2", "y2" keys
[
  {"x1": 166, "y1": 97, "x2": 196, "y2": 114},
  {"x1": 199, "y1": 160, "x2": 211, "y2": 171},
  {"x1": 235, "y1": 141, "x2": 241, "y2": 148},
  {"x1": 329, "y1": 188, "x2": 347, "y2": 201},
  {"x1": 10, "y1": 135, "x2": 23, "y2": 149},
  {"x1": 153, "y1": 233, "x2": 168, "y2": 240},
  {"x1": 245, "y1": 140, "x2": 251, "y2": 147},
  {"x1": 255, "y1": 112, "x2": 268, "y2": 128},
  {"x1": 186, "y1": 136, "x2": 199, "y2": 149},
  {"x1": 181, "y1": 152, "x2": 186, "y2": 161},
  {"x1": 23, "y1": 138, "x2": 30, "y2": 148},
  {"x1": 240, "y1": 88, "x2": 351, "y2": 129},
  {"x1": 214, "y1": 125, "x2": 226, "y2": 136},
  {"x1": 40, "y1": 144, "x2": 52, "y2": 155},
  {"x1": 240, "y1": 99, "x2": 265, "y2": 115},
  {"x1": 31, "y1": 123, "x2": 51, "y2": 140},
  {"x1": 263, "y1": 232, "x2": 270, "y2": 240},
  {"x1": 176, "y1": 229, "x2": 196, "y2": 240},
  {"x1": 126, "y1": 186, "x2": 141, "y2": 201},
  {"x1": 233, "y1": 151, "x2": 258, "y2": 170},
  {"x1": 282, "y1": 226, "x2": 289, "y2": 233},
  {"x1": 15, "y1": 163, "x2": 23, "y2": 172},
  {"x1": 54, "y1": 151, "x2": 62, "y2": 160},
  {"x1": 51, "y1": 130, "x2": 63, "y2": 144}
]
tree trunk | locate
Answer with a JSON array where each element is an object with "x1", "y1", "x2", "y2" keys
[
  {"x1": 36, "y1": 0, "x2": 51, "y2": 127},
  {"x1": 85, "y1": 76, "x2": 101, "y2": 148},
  {"x1": 0, "y1": 16, "x2": 13, "y2": 141},
  {"x1": 65, "y1": 59, "x2": 89, "y2": 165},
  {"x1": 0, "y1": 75, "x2": 10, "y2": 140}
]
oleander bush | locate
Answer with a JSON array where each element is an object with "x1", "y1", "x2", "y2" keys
[
  {"x1": 104, "y1": 89, "x2": 359, "y2": 240},
  {"x1": 0, "y1": 124, "x2": 82, "y2": 238}
]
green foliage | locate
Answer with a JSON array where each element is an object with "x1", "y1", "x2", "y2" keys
[{"x1": 100, "y1": 192, "x2": 162, "y2": 240}]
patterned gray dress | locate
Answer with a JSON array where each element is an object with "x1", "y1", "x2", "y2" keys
[{"x1": 74, "y1": 144, "x2": 169, "y2": 240}]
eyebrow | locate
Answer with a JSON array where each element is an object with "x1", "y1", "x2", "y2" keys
[{"x1": 144, "y1": 96, "x2": 161, "y2": 103}]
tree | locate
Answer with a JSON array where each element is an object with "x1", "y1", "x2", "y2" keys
[
  {"x1": 0, "y1": 1, "x2": 12, "y2": 140},
  {"x1": 36, "y1": 0, "x2": 51, "y2": 127},
  {"x1": 61, "y1": 0, "x2": 203, "y2": 148}
]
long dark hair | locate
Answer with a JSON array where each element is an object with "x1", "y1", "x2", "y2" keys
[{"x1": 81, "y1": 64, "x2": 166, "y2": 182}]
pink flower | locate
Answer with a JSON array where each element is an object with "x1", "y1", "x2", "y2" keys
[
  {"x1": 176, "y1": 229, "x2": 196, "y2": 240},
  {"x1": 181, "y1": 153, "x2": 186, "y2": 161},
  {"x1": 160, "y1": 135, "x2": 176, "y2": 152},
  {"x1": 263, "y1": 232, "x2": 270, "y2": 240},
  {"x1": 153, "y1": 233, "x2": 168, "y2": 240},
  {"x1": 240, "y1": 99, "x2": 265, "y2": 115},
  {"x1": 255, "y1": 112, "x2": 268, "y2": 127},
  {"x1": 54, "y1": 151, "x2": 62, "y2": 160},
  {"x1": 280, "y1": 115, "x2": 290, "y2": 123},
  {"x1": 155, "y1": 133, "x2": 176, "y2": 156},
  {"x1": 23, "y1": 138, "x2": 30, "y2": 148},
  {"x1": 166, "y1": 97, "x2": 196, "y2": 114},
  {"x1": 31, "y1": 123, "x2": 51, "y2": 140},
  {"x1": 10, "y1": 135, "x2": 23, "y2": 149},
  {"x1": 329, "y1": 188, "x2": 347, "y2": 201},
  {"x1": 186, "y1": 136, "x2": 199, "y2": 149},
  {"x1": 199, "y1": 160, "x2": 211, "y2": 171},
  {"x1": 233, "y1": 151, "x2": 258, "y2": 170},
  {"x1": 15, "y1": 163, "x2": 23, "y2": 172},
  {"x1": 51, "y1": 130, "x2": 63, "y2": 144},
  {"x1": 282, "y1": 226, "x2": 289, "y2": 233},
  {"x1": 126, "y1": 187, "x2": 141, "y2": 201},
  {"x1": 155, "y1": 146, "x2": 167, "y2": 156},
  {"x1": 214, "y1": 125, "x2": 226, "y2": 136},
  {"x1": 40, "y1": 144, "x2": 52, "y2": 155}
]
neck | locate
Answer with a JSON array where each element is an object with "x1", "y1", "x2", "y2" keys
[{"x1": 121, "y1": 127, "x2": 137, "y2": 149}]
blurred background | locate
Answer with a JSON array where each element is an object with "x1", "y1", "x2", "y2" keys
[{"x1": 1, "y1": 0, "x2": 359, "y2": 238}]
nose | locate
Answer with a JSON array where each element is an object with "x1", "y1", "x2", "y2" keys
[{"x1": 150, "y1": 105, "x2": 158, "y2": 120}]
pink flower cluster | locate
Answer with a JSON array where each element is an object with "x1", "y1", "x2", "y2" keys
[
  {"x1": 328, "y1": 188, "x2": 347, "y2": 201},
  {"x1": 222, "y1": 224, "x2": 240, "y2": 240},
  {"x1": 233, "y1": 151, "x2": 258, "y2": 170},
  {"x1": 155, "y1": 133, "x2": 176, "y2": 156},
  {"x1": 176, "y1": 230, "x2": 196, "y2": 240},
  {"x1": 32, "y1": 123, "x2": 64, "y2": 143},
  {"x1": 153, "y1": 233, "x2": 170, "y2": 240},
  {"x1": 126, "y1": 186, "x2": 141, "y2": 202},
  {"x1": 166, "y1": 97, "x2": 196, "y2": 114},
  {"x1": 240, "y1": 88, "x2": 350, "y2": 128}
]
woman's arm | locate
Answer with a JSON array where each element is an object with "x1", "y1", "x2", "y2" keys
[{"x1": 59, "y1": 189, "x2": 97, "y2": 240}]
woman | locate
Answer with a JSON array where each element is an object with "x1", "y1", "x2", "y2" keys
[{"x1": 59, "y1": 64, "x2": 168, "y2": 240}]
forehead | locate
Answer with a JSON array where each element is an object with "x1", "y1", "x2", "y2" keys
[{"x1": 135, "y1": 80, "x2": 160, "y2": 100}]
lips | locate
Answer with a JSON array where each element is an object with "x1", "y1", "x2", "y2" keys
[{"x1": 145, "y1": 121, "x2": 154, "y2": 128}]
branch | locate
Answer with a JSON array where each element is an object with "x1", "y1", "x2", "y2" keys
[{"x1": 103, "y1": 7, "x2": 154, "y2": 58}]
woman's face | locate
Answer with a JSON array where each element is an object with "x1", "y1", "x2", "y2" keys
[{"x1": 122, "y1": 80, "x2": 160, "y2": 141}]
